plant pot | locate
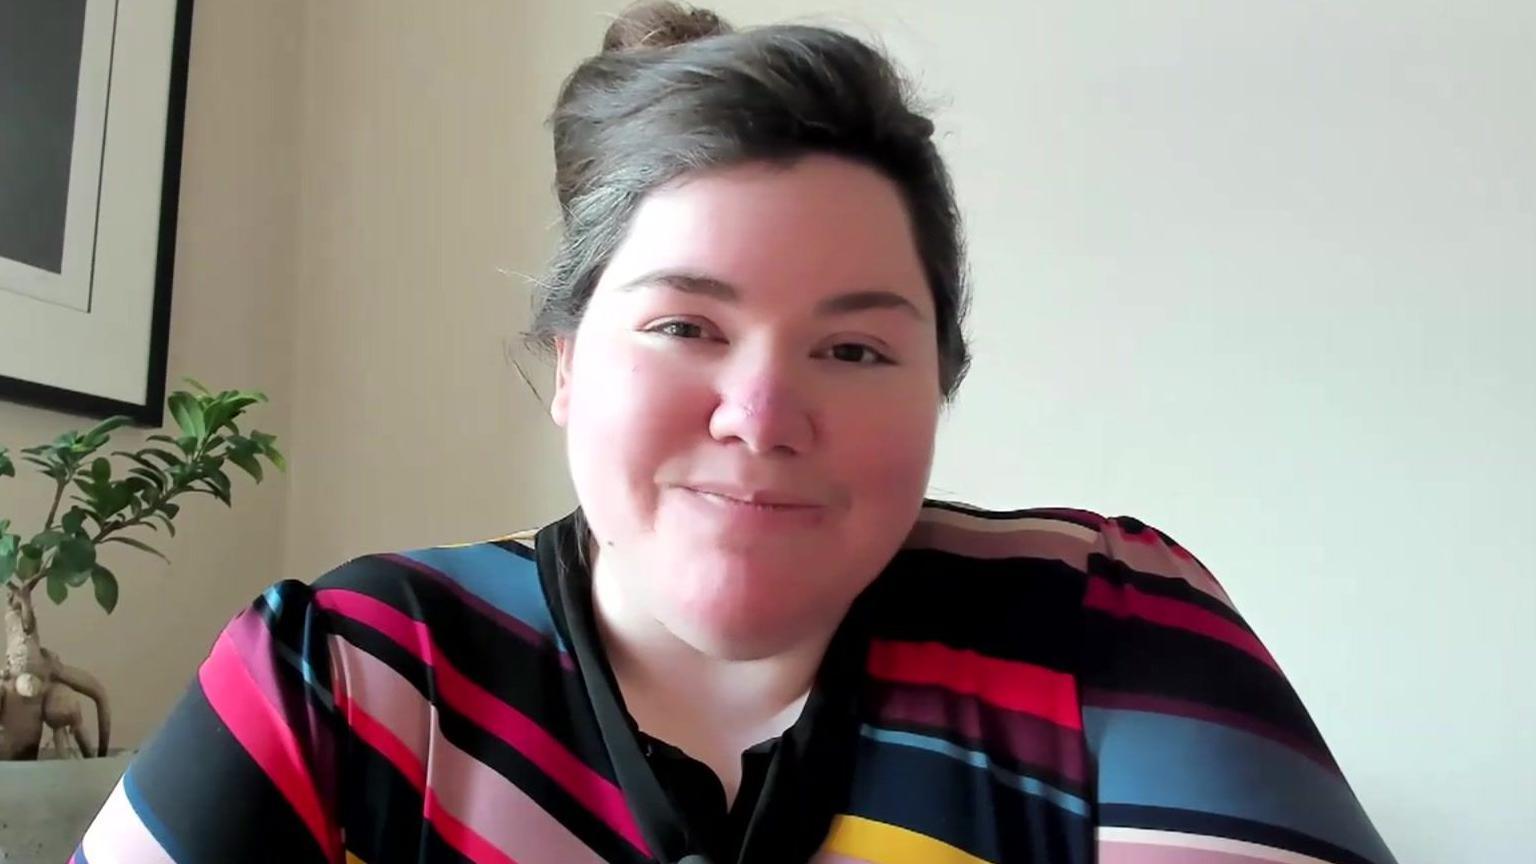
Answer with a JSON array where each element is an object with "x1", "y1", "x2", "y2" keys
[{"x1": 0, "y1": 750, "x2": 133, "y2": 864}]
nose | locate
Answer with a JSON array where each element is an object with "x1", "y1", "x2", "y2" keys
[{"x1": 707, "y1": 349, "x2": 815, "y2": 456}]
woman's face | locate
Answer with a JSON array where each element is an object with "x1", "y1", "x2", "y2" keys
[{"x1": 551, "y1": 153, "x2": 942, "y2": 660}]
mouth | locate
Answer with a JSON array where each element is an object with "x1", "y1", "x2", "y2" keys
[{"x1": 681, "y1": 485, "x2": 825, "y2": 511}]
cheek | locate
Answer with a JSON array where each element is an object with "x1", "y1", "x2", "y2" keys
[
  {"x1": 565, "y1": 343, "x2": 711, "y2": 485},
  {"x1": 827, "y1": 384, "x2": 939, "y2": 503}
]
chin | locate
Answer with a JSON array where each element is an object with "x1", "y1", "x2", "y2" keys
[
  {"x1": 670, "y1": 614, "x2": 808, "y2": 662},
  {"x1": 660, "y1": 561, "x2": 829, "y2": 659}
]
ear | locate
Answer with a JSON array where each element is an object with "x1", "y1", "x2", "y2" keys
[{"x1": 550, "y1": 335, "x2": 574, "y2": 428}]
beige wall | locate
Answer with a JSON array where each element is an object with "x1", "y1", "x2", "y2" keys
[
  {"x1": 282, "y1": 0, "x2": 577, "y2": 580},
  {"x1": 0, "y1": 1, "x2": 303, "y2": 747},
  {"x1": 4, "y1": 2, "x2": 1531, "y2": 862}
]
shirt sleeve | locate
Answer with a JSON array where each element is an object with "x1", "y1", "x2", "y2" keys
[
  {"x1": 74, "y1": 579, "x2": 344, "y2": 864},
  {"x1": 1080, "y1": 515, "x2": 1397, "y2": 864}
]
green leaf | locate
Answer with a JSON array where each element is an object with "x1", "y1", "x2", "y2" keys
[
  {"x1": 32, "y1": 530, "x2": 67, "y2": 550},
  {"x1": 0, "y1": 448, "x2": 13, "y2": 478},
  {"x1": 128, "y1": 466, "x2": 166, "y2": 492},
  {"x1": 56, "y1": 536, "x2": 96, "y2": 572},
  {"x1": 210, "y1": 468, "x2": 233, "y2": 504},
  {"x1": 63, "y1": 566, "x2": 91, "y2": 588},
  {"x1": 16, "y1": 546, "x2": 42, "y2": 580},
  {"x1": 0, "y1": 534, "x2": 18, "y2": 581},
  {"x1": 81, "y1": 416, "x2": 132, "y2": 450},
  {"x1": 181, "y1": 377, "x2": 211, "y2": 395},
  {"x1": 60, "y1": 509, "x2": 86, "y2": 535},
  {"x1": 138, "y1": 447, "x2": 184, "y2": 468},
  {"x1": 228, "y1": 449, "x2": 263, "y2": 482},
  {"x1": 46, "y1": 570, "x2": 68, "y2": 604},
  {"x1": 91, "y1": 565, "x2": 119, "y2": 613},
  {"x1": 91, "y1": 457, "x2": 111, "y2": 482},
  {"x1": 149, "y1": 512, "x2": 177, "y2": 537},
  {"x1": 105, "y1": 535, "x2": 169, "y2": 563},
  {"x1": 103, "y1": 481, "x2": 135, "y2": 518},
  {"x1": 168, "y1": 392, "x2": 206, "y2": 440}
]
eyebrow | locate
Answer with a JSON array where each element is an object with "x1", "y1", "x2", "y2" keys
[{"x1": 616, "y1": 270, "x2": 927, "y2": 320}]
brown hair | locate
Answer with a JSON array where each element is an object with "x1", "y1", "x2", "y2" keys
[{"x1": 527, "y1": 1, "x2": 972, "y2": 399}]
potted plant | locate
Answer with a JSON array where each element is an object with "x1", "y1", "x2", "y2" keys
[{"x1": 0, "y1": 379, "x2": 284, "y2": 862}]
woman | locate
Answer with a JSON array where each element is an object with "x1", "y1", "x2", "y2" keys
[{"x1": 77, "y1": 4, "x2": 1396, "y2": 863}]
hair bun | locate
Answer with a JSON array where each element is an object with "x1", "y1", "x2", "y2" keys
[{"x1": 602, "y1": 1, "x2": 732, "y2": 53}]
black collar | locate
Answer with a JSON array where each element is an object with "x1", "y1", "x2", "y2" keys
[{"x1": 536, "y1": 509, "x2": 874, "y2": 864}]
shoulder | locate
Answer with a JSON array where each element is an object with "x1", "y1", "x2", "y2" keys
[
  {"x1": 906, "y1": 498, "x2": 1108, "y2": 571},
  {"x1": 282, "y1": 527, "x2": 563, "y2": 648},
  {"x1": 906, "y1": 498, "x2": 1233, "y2": 608}
]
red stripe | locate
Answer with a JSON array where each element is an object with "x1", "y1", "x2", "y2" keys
[
  {"x1": 199, "y1": 628, "x2": 339, "y2": 860},
  {"x1": 333, "y1": 688, "x2": 427, "y2": 791},
  {"x1": 334, "y1": 689, "x2": 519, "y2": 863},
  {"x1": 1083, "y1": 577, "x2": 1279, "y2": 671},
  {"x1": 866, "y1": 640, "x2": 1082, "y2": 730},
  {"x1": 315, "y1": 589, "x2": 649, "y2": 854}
]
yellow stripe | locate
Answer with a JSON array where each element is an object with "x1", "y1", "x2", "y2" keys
[
  {"x1": 435, "y1": 527, "x2": 539, "y2": 550},
  {"x1": 346, "y1": 853, "x2": 368, "y2": 864},
  {"x1": 821, "y1": 814, "x2": 996, "y2": 864}
]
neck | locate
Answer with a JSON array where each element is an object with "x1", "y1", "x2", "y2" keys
[
  {"x1": 589, "y1": 551, "x2": 833, "y2": 753},
  {"x1": 592, "y1": 562, "x2": 829, "y2": 722}
]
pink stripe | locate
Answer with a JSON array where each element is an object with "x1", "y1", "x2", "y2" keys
[
  {"x1": 79, "y1": 779, "x2": 176, "y2": 864},
  {"x1": 1101, "y1": 839, "x2": 1290, "y2": 864},
  {"x1": 905, "y1": 520, "x2": 1094, "y2": 567},
  {"x1": 331, "y1": 638, "x2": 613, "y2": 864},
  {"x1": 199, "y1": 627, "x2": 339, "y2": 859},
  {"x1": 336, "y1": 686, "x2": 428, "y2": 790},
  {"x1": 811, "y1": 853, "x2": 877, "y2": 864},
  {"x1": 1097, "y1": 520, "x2": 1234, "y2": 607},
  {"x1": 1084, "y1": 577, "x2": 1279, "y2": 672},
  {"x1": 316, "y1": 588, "x2": 648, "y2": 854},
  {"x1": 424, "y1": 788, "x2": 520, "y2": 864}
]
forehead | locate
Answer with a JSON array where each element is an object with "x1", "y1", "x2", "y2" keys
[{"x1": 597, "y1": 154, "x2": 931, "y2": 311}]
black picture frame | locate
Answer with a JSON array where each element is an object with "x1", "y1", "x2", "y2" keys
[{"x1": 0, "y1": 0, "x2": 195, "y2": 428}]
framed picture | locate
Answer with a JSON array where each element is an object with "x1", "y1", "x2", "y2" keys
[{"x1": 0, "y1": 0, "x2": 194, "y2": 427}]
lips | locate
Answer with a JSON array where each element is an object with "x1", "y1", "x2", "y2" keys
[{"x1": 680, "y1": 483, "x2": 824, "y2": 509}]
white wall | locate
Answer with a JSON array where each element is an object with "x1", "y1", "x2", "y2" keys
[{"x1": 797, "y1": 2, "x2": 1533, "y2": 861}]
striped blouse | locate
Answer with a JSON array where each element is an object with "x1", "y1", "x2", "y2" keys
[{"x1": 75, "y1": 501, "x2": 1397, "y2": 864}]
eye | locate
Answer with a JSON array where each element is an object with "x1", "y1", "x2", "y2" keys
[
  {"x1": 824, "y1": 343, "x2": 893, "y2": 365},
  {"x1": 647, "y1": 319, "x2": 710, "y2": 339}
]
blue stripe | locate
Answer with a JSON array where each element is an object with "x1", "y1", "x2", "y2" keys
[
  {"x1": 122, "y1": 766, "x2": 189, "y2": 863},
  {"x1": 398, "y1": 544, "x2": 564, "y2": 649},
  {"x1": 1084, "y1": 707, "x2": 1394, "y2": 862},
  {"x1": 71, "y1": 843, "x2": 90, "y2": 864},
  {"x1": 860, "y1": 725, "x2": 1091, "y2": 817},
  {"x1": 260, "y1": 587, "x2": 335, "y2": 712},
  {"x1": 262, "y1": 584, "x2": 286, "y2": 616}
]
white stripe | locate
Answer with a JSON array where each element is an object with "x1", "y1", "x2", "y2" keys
[
  {"x1": 79, "y1": 778, "x2": 177, "y2": 864},
  {"x1": 919, "y1": 507, "x2": 1102, "y2": 540},
  {"x1": 1099, "y1": 826, "x2": 1339, "y2": 864}
]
